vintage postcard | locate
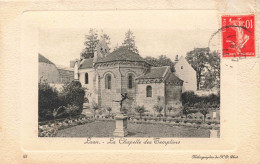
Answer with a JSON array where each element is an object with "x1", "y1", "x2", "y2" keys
[{"x1": 1, "y1": 0, "x2": 260, "y2": 163}]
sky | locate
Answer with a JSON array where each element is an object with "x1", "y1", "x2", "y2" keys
[{"x1": 38, "y1": 10, "x2": 220, "y2": 67}]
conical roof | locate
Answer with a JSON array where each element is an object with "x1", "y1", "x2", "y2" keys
[{"x1": 95, "y1": 46, "x2": 148, "y2": 64}]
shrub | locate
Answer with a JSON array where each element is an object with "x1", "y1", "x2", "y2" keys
[
  {"x1": 106, "y1": 107, "x2": 112, "y2": 116},
  {"x1": 60, "y1": 81, "x2": 85, "y2": 115},
  {"x1": 134, "y1": 105, "x2": 145, "y2": 119},
  {"x1": 38, "y1": 82, "x2": 62, "y2": 122},
  {"x1": 167, "y1": 106, "x2": 174, "y2": 115},
  {"x1": 153, "y1": 104, "x2": 163, "y2": 116},
  {"x1": 182, "y1": 91, "x2": 220, "y2": 108},
  {"x1": 38, "y1": 125, "x2": 58, "y2": 137},
  {"x1": 64, "y1": 104, "x2": 79, "y2": 119},
  {"x1": 91, "y1": 101, "x2": 99, "y2": 117},
  {"x1": 182, "y1": 106, "x2": 189, "y2": 119},
  {"x1": 181, "y1": 91, "x2": 196, "y2": 106},
  {"x1": 196, "y1": 121, "x2": 202, "y2": 125}
]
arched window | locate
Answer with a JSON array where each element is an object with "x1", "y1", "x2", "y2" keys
[
  {"x1": 146, "y1": 86, "x2": 152, "y2": 97},
  {"x1": 85, "y1": 73, "x2": 88, "y2": 84},
  {"x1": 128, "y1": 74, "x2": 134, "y2": 89},
  {"x1": 105, "y1": 74, "x2": 112, "y2": 89}
]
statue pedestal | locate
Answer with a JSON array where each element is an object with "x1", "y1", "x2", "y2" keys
[{"x1": 113, "y1": 113, "x2": 128, "y2": 137}]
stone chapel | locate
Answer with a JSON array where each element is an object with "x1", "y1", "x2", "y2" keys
[{"x1": 72, "y1": 40, "x2": 185, "y2": 113}]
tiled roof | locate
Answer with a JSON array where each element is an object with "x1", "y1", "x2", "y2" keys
[
  {"x1": 136, "y1": 66, "x2": 169, "y2": 79},
  {"x1": 165, "y1": 73, "x2": 183, "y2": 83},
  {"x1": 56, "y1": 65, "x2": 73, "y2": 71},
  {"x1": 79, "y1": 58, "x2": 94, "y2": 69},
  {"x1": 96, "y1": 46, "x2": 148, "y2": 64},
  {"x1": 38, "y1": 53, "x2": 54, "y2": 64}
]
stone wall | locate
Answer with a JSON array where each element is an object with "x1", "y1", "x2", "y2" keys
[
  {"x1": 136, "y1": 82, "x2": 165, "y2": 113},
  {"x1": 39, "y1": 62, "x2": 60, "y2": 83},
  {"x1": 96, "y1": 66, "x2": 122, "y2": 111},
  {"x1": 57, "y1": 69, "x2": 74, "y2": 83},
  {"x1": 78, "y1": 68, "x2": 98, "y2": 105},
  {"x1": 165, "y1": 85, "x2": 182, "y2": 108},
  {"x1": 94, "y1": 62, "x2": 149, "y2": 113},
  {"x1": 119, "y1": 65, "x2": 146, "y2": 110}
]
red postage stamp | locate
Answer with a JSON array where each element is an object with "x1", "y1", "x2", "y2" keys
[{"x1": 221, "y1": 15, "x2": 255, "y2": 57}]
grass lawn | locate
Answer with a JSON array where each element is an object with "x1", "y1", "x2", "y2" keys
[{"x1": 56, "y1": 121, "x2": 210, "y2": 138}]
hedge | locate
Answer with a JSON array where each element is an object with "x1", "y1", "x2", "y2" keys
[{"x1": 182, "y1": 91, "x2": 220, "y2": 108}]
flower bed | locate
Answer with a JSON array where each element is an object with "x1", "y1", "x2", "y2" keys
[
  {"x1": 38, "y1": 115, "x2": 94, "y2": 137},
  {"x1": 129, "y1": 118, "x2": 220, "y2": 130},
  {"x1": 127, "y1": 116, "x2": 220, "y2": 130},
  {"x1": 39, "y1": 113, "x2": 220, "y2": 137}
]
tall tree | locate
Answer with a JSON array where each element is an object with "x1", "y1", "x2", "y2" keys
[
  {"x1": 81, "y1": 28, "x2": 99, "y2": 59},
  {"x1": 206, "y1": 51, "x2": 220, "y2": 89},
  {"x1": 186, "y1": 48, "x2": 209, "y2": 90},
  {"x1": 122, "y1": 29, "x2": 139, "y2": 53},
  {"x1": 186, "y1": 48, "x2": 220, "y2": 90},
  {"x1": 144, "y1": 55, "x2": 175, "y2": 72},
  {"x1": 81, "y1": 29, "x2": 111, "y2": 59}
]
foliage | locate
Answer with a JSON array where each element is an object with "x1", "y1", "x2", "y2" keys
[
  {"x1": 91, "y1": 101, "x2": 99, "y2": 117},
  {"x1": 199, "y1": 108, "x2": 209, "y2": 123},
  {"x1": 205, "y1": 51, "x2": 220, "y2": 89},
  {"x1": 98, "y1": 108, "x2": 105, "y2": 115},
  {"x1": 181, "y1": 91, "x2": 197, "y2": 107},
  {"x1": 182, "y1": 106, "x2": 189, "y2": 119},
  {"x1": 52, "y1": 106, "x2": 66, "y2": 121},
  {"x1": 144, "y1": 55, "x2": 176, "y2": 72},
  {"x1": 81, "y1": 28, "x2": 111, "y2": 59},
  {"x1": 134, "y1": 105, "x2": 145, "y2": 119},
  {"x1": 39, "y1": 81, "x2": 85, "y2": 122},
  {"x1": 153, "y1": 104, "x2": 164, "y2": 115},
  {"x1": 155, "y1": 96, "x2": 166, "y2": 117},
  {"x1": 38, "y1": 82, "x2": 61, "y2": 121},
  {"x1": 106, "y1": 106, "x2": 112, "y2": 116},
  {"x1": 186, "y1": 47, "x2": 220, "y2": 90},
  {"x1": 167, "y1": 106, "x2": 174, "y2": 114},
  {"x1": 60, "y1": 81, "x2": 85, "y2": 115},
  {"x1": 39, "y1": 125, "x2": 58, "y2": 137},
  {"x1": 122, "y1": 29, "x2": 139, "y2": 53},
  {"x1": 81, "y1": 28, "x2": 99, "y2": 59},
  {"x1": 65, "y1": 104, "x2": 79, "y2": 119},
  {"x1": 181, "y1": 91, "x2": 220, "y2": 108}
]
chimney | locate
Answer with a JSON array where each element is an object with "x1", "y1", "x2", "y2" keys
[
  {"x1": 175, "y1": 55, "x2": 179, "y2": 62},
  {"x1": 73, "y1": 59, "x2": 80, "y2": 80}
]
